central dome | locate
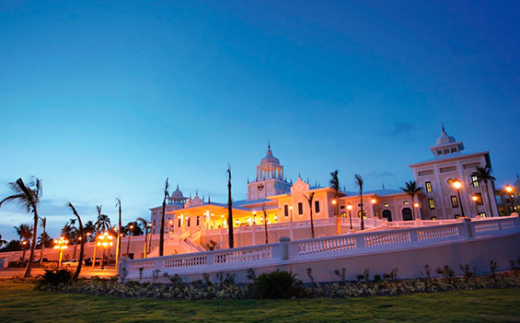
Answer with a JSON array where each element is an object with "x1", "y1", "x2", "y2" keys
[
  {"x1": 171, "y1": 185, "x2": 184, "y2": 198},
  {"x1": 260, "y1": 146, "x2": 280, "y2": 165}
]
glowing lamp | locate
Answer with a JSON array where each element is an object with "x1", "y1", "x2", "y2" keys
[
  {"x1": 347, "y1": 204, "x2": 353, "y2": 211},
  {"x1": 505, "y1": 185, "x2": 513, "y2": 193},
  {"x1": 452, "y1": 180, "x2": 462, "y2": 190},
  {"x1": 371, "y1": 199, "x2": 376, "y2": 204},
  {"x1": 332, "y1": 199, "x2": 337, "y2": 205}
]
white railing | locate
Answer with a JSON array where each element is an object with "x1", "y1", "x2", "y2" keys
[{"x1": 119, "y1": 215, "x2": 520, "y2": 280}]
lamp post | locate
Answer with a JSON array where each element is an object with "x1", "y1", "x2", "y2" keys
[
  {"x1": 452, "y1": 179, "x2": 465, "y2": 218},
  {"x1": 505, "y1": 184, "x2": 516, "y2": 215},
  {"x1": 371, "y1": 198, "x2": 379, "y2": 219},
  {"x1": 21, "y1": 240, "x2": 27, "y2": 262},
  {"x1": 472, "y1": 195, "x2": 480, "y2": 217},
  {"x1": 347, "y1": 203, "x2": 353, "y2": 230},
  {"x1": 53, "y1": 237, "x2": 68, "y2": 268},
  {"x1": 97, "y1": 231, "x2": 114, "y2": 270}
]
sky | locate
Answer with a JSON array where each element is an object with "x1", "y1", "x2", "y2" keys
[{"x1": 0, "y1": 0, "x2": 519, "y2": 240}]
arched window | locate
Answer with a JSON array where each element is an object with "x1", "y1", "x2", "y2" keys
[
  {"x1": 402, "y1": 208, "x2": 413, "y2": 221},
  {"x1": 382, "y1": 210, "x2": 392, "y2": 222}
]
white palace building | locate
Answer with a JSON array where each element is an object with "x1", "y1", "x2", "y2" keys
[{"x1": 146, "y1": 127, "x2": 499, "y2": 254}]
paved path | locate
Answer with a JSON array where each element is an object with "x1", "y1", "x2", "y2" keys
[{"x1": 0, "y1": 266, "x2": 117, "y2": 278}]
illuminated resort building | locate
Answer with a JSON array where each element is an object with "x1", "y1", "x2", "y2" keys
[{"x1": 148, "y1": 127, "x2": 499, "y2": 252}]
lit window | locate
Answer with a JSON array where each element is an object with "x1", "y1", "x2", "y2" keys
[
  {"x1": 479, "y1": 212, "x2": 486, "y2": 218},
  {"x1": 315, "y1": 201, "x2": 320, "y2": 213},
  {"x1": 425, "y1": 181, "x2": 432, "y2": 193},
  {"x1": 475, "y1": 193, "x2": 483, "y2": 205},
  {"x1": 403, "y1": 201, "x2": 409, "y2": 205},
  {"x1": 428, "y1": 198, "x2": 435, "y2": 210},
  {"x1": 384, "y1": 203, "x2": 389, "y2": 207},
  {"x1": 431, "y1": 216, "x2": 438, "y2": 220},
  {"x1": 298, "y1": 202, "x2": 303, "y2": 215},
  {"x1": 471, "y1": 176, "x2": 480, "y2": 188},
  {"x1": 451, "y1": 196, "x2": 459, "y2": 208}
]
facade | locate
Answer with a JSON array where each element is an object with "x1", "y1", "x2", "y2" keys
[{"x1": 146, "y1": 128, "x2": 502, "y2": 254}]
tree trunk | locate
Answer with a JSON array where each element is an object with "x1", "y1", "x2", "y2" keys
[
  {"x1": 310, "y1": 208, "x2": 315, "y2": 238},
  {"x1": 159, "y1": 200, "x2": 166, "y2": 256},
  {"x1": 262, "y1": 206, "x2": 268, "y2": 244},
  {"x1": 360, "y1": 193, "x2": 365, "y2": 231},
  {"x1": 116, "y1": 202, "x2": 122, "y2": 267},
  {"x1": 484, "y1": 180, "x2": 494, "y2": 217},
  {"x1": 335, "y1": 197, "x2": 341, "y2": 235},
  {"x1": 40, "y1": 231, "x2": 46, "y2": 266},
  {"x1": 73, "y1": 216, "x2": 84, "y2": 280},
  {"x1": 23, "y1": 209, "x2": 39, "y2": 278},
  {"x1": 143, "y1": 227, "x2": 148, "y2": 259},
  {"x1": 126, "y1": 233, "x2": 132, "y2": 256},
  {"x1": 227, "y1": 169, "x2": 234, "y2": 249}
]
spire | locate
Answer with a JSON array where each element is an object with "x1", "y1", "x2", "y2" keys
[
  {"x1": 208, "y1": 194, "x2": 211, "y2": 205},
  {"x1": 268, "y1": 139, "x2": 270, "y2": 150},
  {"x1": 195, "y1": 189, "x2": 198, "y2": 196},
  {"x1": 298, "y1": 172, "x2": 301, "y2": 179},
  {"x1": 382, "y1": 182, "x2": 386, "y2": 190},
  {"x1": 442, "y1": 122, "x2": 445, "y2": 133}
]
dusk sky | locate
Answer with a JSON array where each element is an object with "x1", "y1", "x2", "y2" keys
[{"x1": 1, "y1": 1, "x2": 519, "y2": 240}]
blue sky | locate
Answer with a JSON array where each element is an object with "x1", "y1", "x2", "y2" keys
[{"x1": 0, "y1": 0, "x2": 519, "y2": 240}]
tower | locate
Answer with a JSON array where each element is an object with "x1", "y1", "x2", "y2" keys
[{"x1": 247, "y1": 144, "x2": 291, "y2": 200}]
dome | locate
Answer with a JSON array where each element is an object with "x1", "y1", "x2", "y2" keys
[
  {"x1": 260, "y1": 147, "x2": 280, "y2": 165},
  {"x1": 435, "y1": 125, "x2": 456, "y2": 146},
  {"x1": 171, "y1": 185, "x2": 183, "y2": 198}
]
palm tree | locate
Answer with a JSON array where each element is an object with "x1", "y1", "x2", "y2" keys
[
  {"x1": 115, "y1": 197, "x2": 122, "y2": 267},
  {"x1": 124, "y1": 221, "x2": 140, "y2": 256},
  {"x1": 400, "y1": 181, "x2": 423, "y2": 220},
  {"x1": 354, "y1": 174, "x2": 365, "y2": 230},
  {"x1": 37, "y1": 232, "x2": 52, "y2": 250},
  {"x1": 0, "y1": 234, "x2": 7, "y2": 248},
  {"x1": 0, "y1": 177, "x2": 42, "y2": 278},
  {"x1": 137, "y1": 217, "x2": 149, "y2": 258},
  {"x1": 471, "y1": 166, "x2": 496, "y2": 217},
  {"x1": 159, "y1": 179, "x2": 169, "y2": 257},
  {"x1": 304, "y1": 192, "x2": 316, "y2": 238},
  {"x1": 83, "y1": 221, "x2": 96, "y2": 242},
  {"x1": 96, "y1": 212, "x2": 112, "y2": 233},
  {"x1": 61, "y1": 222, "x2": 78, "y2": 258},
  {"x1": 39, "y1": 217, "x2": 47, "y2": 265},
  {"x1": 262, "y1": 203, "x2": 268, "y2": 244},
  {"x1": 67, "y1": 202, "x2": 85, "y2": 280},
  {"x1": 330, "y1": 170, "x2": 341, "y2": 235},
  {"x1": 227, "y1": 165, "x2": 234, "y2": 249},
  {"x1": 14, "y1": 223, "x2": 33, "y2": 261}
]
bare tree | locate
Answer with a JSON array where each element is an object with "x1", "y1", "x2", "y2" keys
[
  {"x1": 159, "y1": 178, "x2": 169, "y2": 257},
  {"x1": 227, "y1": 165, "x2": 234, "y2": 249},
  {"x1": 304, "y1": 192, "x2": 316, "y2": 238},
  {"x1": 354, "y1": 174, "x2": 365, "y2": 230}
]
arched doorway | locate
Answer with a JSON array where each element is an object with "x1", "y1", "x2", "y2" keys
[
  {"x1": 402, "y1": 208, "x2": 413, "y2": 221},
  {"x1": 382, "y1": 210, "x2": 392, "y2": 222}
]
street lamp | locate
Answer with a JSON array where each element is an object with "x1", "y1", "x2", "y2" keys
[
  {"x1": 126, "y1": 224, "x2": 134, "y2": 256},
  {"x1": 452, "y1": 179, "x2": 465, "y2": 218},
  {"x1": 97, "y1": 231, "x2": 114, "y2": 270},
  {"x1": 505, "y1": 184, "x2": 516, "y2": 214},
  {"x1": 371, "y1": 198, "x2": 379, "y2": 219},
  {"x1": 471, "y1": 195, "x2": 481, "y2": 217},
  {"x1": 347, "y1": 203, "x2": 353, "y2": 230},
  {"x1": 53, "y1": 237, "x2": 68, "y2": 268},
  {"x1": 21, "y1": 240, "x2": 28, "y2": 262}
]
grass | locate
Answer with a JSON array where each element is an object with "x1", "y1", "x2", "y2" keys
[{"x1": 0, "y1": 280, "x2": 519, "y2": 323}]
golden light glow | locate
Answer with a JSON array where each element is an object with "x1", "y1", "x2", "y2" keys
[
  {"x1": 505, "y1": 185, "x2": 513, "y2": 193},
  {"x1": 53, "y1": 237, "x2": 68, "y2": 250},
  {"x1": 97, "y1": 231, "x2": 114, "y2": 249},
  {"x1": 472, "y1": 195, "x2": 478, "y2": 202},
  {"x1": 289, "y1": 206, "x2": 293, "y2": 210},
  {"x1": 332, "y1": 199, "x2": 337, "y2": 205},
  {"x1": 347, "y1": 204, "x2": 353, "y2": 211},
  {"x1": 129, "y1": 225, "x2": 134, "y2": 230},
  {"x1": 414, "y1": 202, "x2": 419, "y2": 208},
  {"x1": 452, "y1": 180, "x2": 462, "y2": 189},
  {"x1": 371, "y1": 199, "x2": 376, "y2": 204}
]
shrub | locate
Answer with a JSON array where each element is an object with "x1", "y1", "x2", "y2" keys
[
  {"x1": 252, "y1": 270, "x2": 304, "y2": 299},
  {"x1": 38, "y1": 269, "x2": 73, "y2": 288}
]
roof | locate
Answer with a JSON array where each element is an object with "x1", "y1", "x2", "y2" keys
[
  {"x1": 260, "y1": 146, "x2": 280, "y2": 165},
  {"x1": 409, "y1": 151, "x2": 489, "y2": 167}
]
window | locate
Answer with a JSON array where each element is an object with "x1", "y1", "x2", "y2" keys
[
  {"x1": 340, "y1": 212, "x2": 346, "y2": 218},
  {"x1": 454, "y1": 214, "x2": 461, "y2": 219},
  {"x1": 428, "y1": 198, "x2": 435, "y2": 210},
  {"x1": 403, "y1": 201, "x2": 409, "y2": 205},
  {"x1": 298, "y1": 202, "x2": 303, "y2": 215},
  {"x1": 425, "y1": 181, "x2": 432, "y2": 193},
  {"x1": 471, "y1": 175, "x2": 480, "y2": 187},
  {"x1": 284, "y1": 205, "x2": 289, "y2": 217},
  {"x1": 431, "y1": 216, "x2": 438, "y2": 220},
  {"x1": 315, "y1": 200, "x2": 320, "y2": 213},
  {"x1": 384, "y1": 203, "x2": 389, "y2": 207},
  {"x1": 418, "y1": 170, "x2": 434, "y2": 176},
  {"x1": 178, "y1": 218, "x2": 181, "y2": 227},
  {"x1": 196, "y1": 216, "x2": 200, "y2": 226},
  {"x1": 187, "y1": 217, "x2": 191, "y2": 227},
  {"x1": 340, "y1": 205, "x2": 345, "y2": 209},
  {"x1": 475, "y1": 193, "x2": 483, "y2": 205},
  {"x1": 451, "y1": 196, "x2": 459, "y2": 208},
  {"x1": 479, "y1": 212, "x2": 486, "y2": 218}
]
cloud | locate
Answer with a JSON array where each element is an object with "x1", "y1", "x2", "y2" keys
[
  {"x1": 388, "y1": 122, "x2": 416, "y2": 137},
  {"x1": 365, "y1": 171, "x2": 396, "y2": 178}
]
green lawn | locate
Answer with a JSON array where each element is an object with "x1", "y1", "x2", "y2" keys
[{"x1": 1, "y1": 281, "x2": 519, "y2": 323}]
